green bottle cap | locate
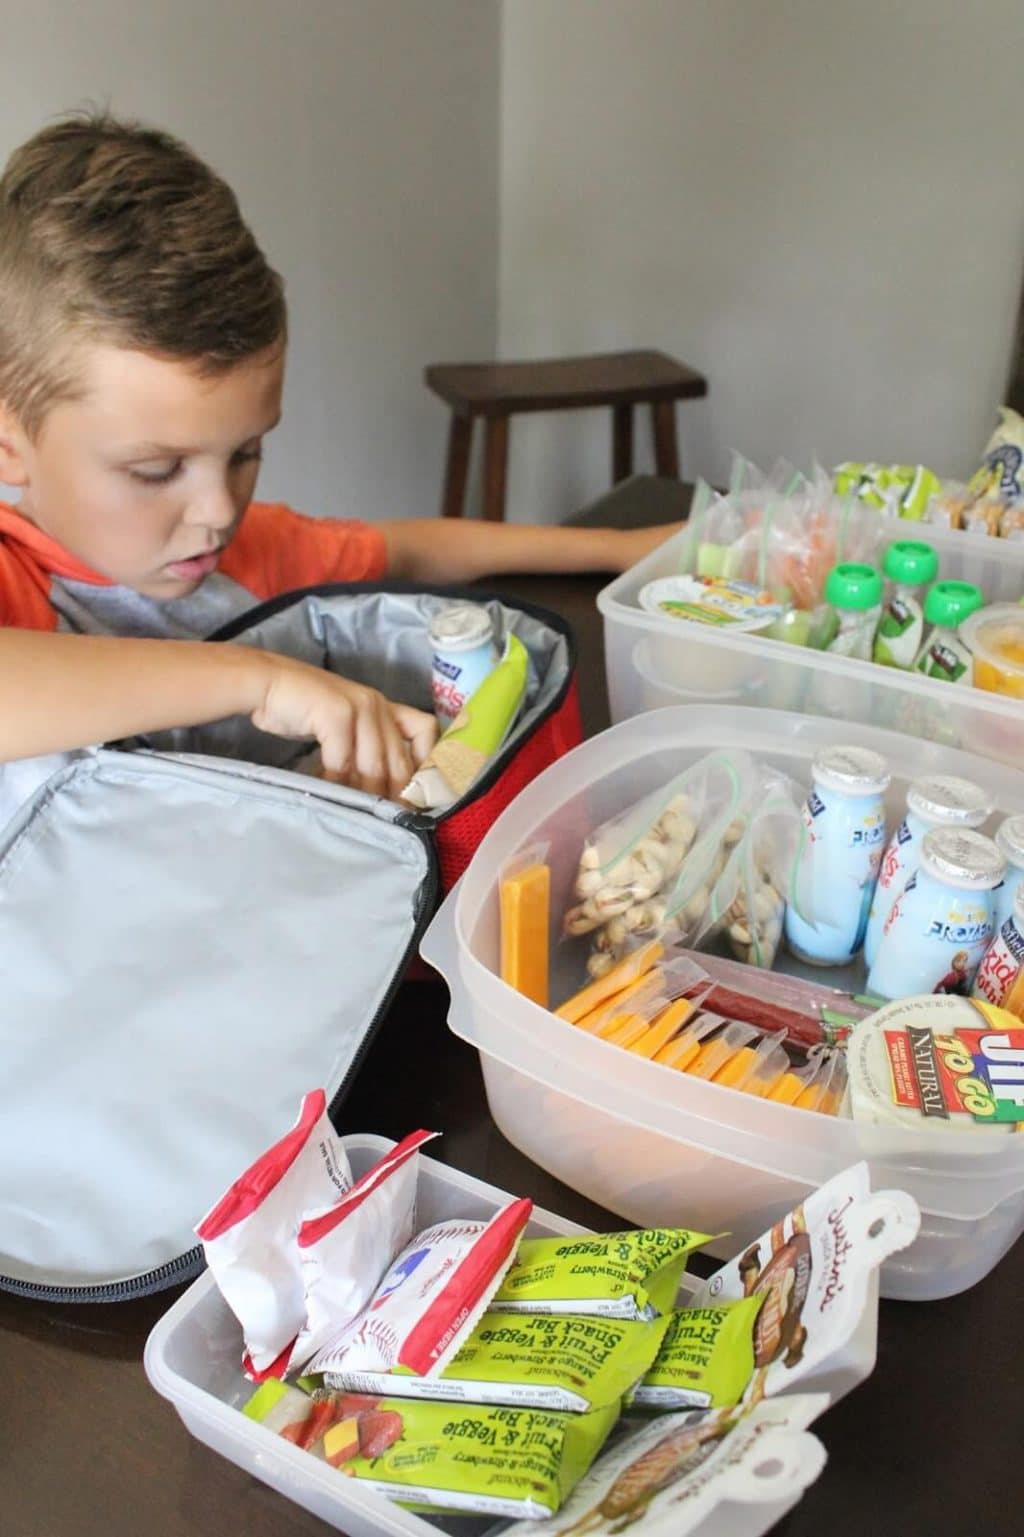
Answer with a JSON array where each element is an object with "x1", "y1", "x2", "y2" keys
[
  {"x1": 923, "y1": 580, "x2": 984, "y2": 628},
  {"x1": 825, "y1": 562, "x2": 883, "y2": 611},
  {"x1": 883, "y1": 539, "x2": 938, "y2": 587}
]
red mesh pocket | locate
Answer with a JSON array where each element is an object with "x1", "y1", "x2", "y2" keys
[{"x1": 433, "y1": 676, "x2": 582, "y2": 894}]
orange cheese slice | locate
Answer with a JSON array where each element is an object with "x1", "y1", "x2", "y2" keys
[
  {"x1": 711, "y1": 1044, "x2": 758, "y2": 1089},
  {"x1": 500, "y1": 862, "x2": 551, "y2": 1007},
  {"x1": 653, "y1": 1030, "x2": 703, "y2": 1071},
  {"x1": 628, "y1": 998, "x2": 695, "y2": 1058},
  {"x1": 555, "y1": 939, "x2": 664, "y2": 1024},
  {"x1": 605, "y1": 1011, "x2": 652, "y2": 1048},
  {"x1": 766, "y1": 1072, "x2": 805, "y2": 1106}
]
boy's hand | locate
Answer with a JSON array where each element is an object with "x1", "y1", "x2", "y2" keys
[{"x1": 251, "y1": 654, "x2": 437, "y2": 800}]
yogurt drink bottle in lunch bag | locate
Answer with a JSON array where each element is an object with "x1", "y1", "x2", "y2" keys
[
  {"x1": 972, "y1": 884, "x2": 1024, "y2": 1018},
  {"x1": 992, "y1": 814, "x2": 1024, "y2": 934},
  {"x1": 823, "y1": 564, "x2": 884, "y2": 661},
  {"x1": 866, "y1": 827, "x2": 1005, "y2": 1001},
  {"x1": 785, "y1": 747, "x2": 890, "y2": 967},
  {"x1": 872, "y1": 540, "x2": 939, "y2": 668},
  {"x1": 913, "y1": 581, "x2": 984, "y2": 683},
  {"x1": 863, "y1": 775, "x2": 992, "y2": 970},
  {"x1": 429, "y1": 603, "x2": 499, "y2": 728}
]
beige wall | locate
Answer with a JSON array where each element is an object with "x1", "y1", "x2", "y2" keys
[
  {"x1": 0, "y1": 0, "x2": 500, "y2": 519},
  {"x1": 499, "y1": 0, "x2": 1024, "y2": 523},
  {"x1": 4, "y1": 3, "x2": 1023, "y2": 532}
]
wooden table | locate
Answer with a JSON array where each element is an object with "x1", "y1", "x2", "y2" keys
[{"x1": 1, "y1": 563, "x2": 1018, "y2": 1537}]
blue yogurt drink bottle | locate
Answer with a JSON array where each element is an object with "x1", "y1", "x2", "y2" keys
[
  {"x1": 429, "y1": 603, "x2": 499, "y2": 728},
  {"x1": 785, "y1": 746, "x2": 891, "y2": 967},
  {"x1": 863, "y1": 775, "x2": 992, "y2": 970},
  {"x1": 866, "y1": 827, "x2": 1005, "y2": 1000},
  {"x1": 993, "y1": 815, "x2": 1024, "y2": 935}
]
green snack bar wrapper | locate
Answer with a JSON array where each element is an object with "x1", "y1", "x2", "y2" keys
[
  {"x1": 244, "y1": 1382, "x2": 618, "y2": 1519},
  {"x1": 491, "y1": 1228, "x2": 711, "y2": 1321},
  {"x1": 402, "y1": 632, "x2": 529, "y2": 811},
  {"x1": 627, "y1": 1295, "x2": 765, "y2": 1412},
  {"x1": 323, "y1": 1310, "x2": 671, "y2": 1413}
]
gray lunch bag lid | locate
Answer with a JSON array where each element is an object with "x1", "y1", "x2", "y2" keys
[{"x1": 0, "y1": 750, "x2": 433, "y2": 1300}]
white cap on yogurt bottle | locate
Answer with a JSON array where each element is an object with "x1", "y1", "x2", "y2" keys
[
  {"x1": 811, "y1": 746, "x2": 891, "y2": 796},
  {"x1": 906, "y1": 775, "x2": 992, "y2": 829},
  {"x1": 995, "y1": 814, "x2": 1024, "y2": 874},
  {"x1": 919, "y1": 827, "x2": 1006, "y2": 890},
  {"x1": 428, "y1": 602, "x2": 495, "y2": 651}
]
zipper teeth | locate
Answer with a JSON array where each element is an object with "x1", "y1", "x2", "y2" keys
[{"x1": 0, "y1": 1246, "x2": 204, "y2": 1304}]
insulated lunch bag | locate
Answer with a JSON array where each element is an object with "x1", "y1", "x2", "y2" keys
[{"x1": 0, "y1": 585, "x2": 579, "y2": 1301}]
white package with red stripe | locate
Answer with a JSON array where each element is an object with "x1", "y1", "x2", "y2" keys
[
  {"x1": 288, "y1": 1129, "x2": 439, "y2": 1373},
  {"x1": 307, "y1": 1199, "x2": 533, "y2": 1383},
  {"x1": 194, "y1": 1089, "x2": 353, "y2": 1376}
]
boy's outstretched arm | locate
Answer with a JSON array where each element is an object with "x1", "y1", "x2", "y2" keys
[
  {"x1": 0, "y1": 630, "x2": 436, "y2": 800},
  {"x1": 382, "y1": 518, "x2": 682, "y2": 583}
]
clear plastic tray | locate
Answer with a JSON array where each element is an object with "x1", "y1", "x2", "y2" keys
[
  {"x1": 597, "y1": 517, "x2": 1024, "y2": 764},
  {"x1": 144, "y1": 1135, "x2": 858, "y2": 1537},
  {"x1": 421, "y1": 706, "x2": 1024, "y2": 1301}
]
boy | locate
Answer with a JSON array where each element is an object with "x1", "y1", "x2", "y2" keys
[{"x1": 0, "y1": 113, "x2": 680, "y2": 797}]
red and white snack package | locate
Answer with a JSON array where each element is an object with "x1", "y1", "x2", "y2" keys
[
  {"x1": 308, "y1": 1199, "x2": 534, "y2": 1384},
  {"x1": 288, "y1": 1129, "x2": 439, "y2": 1373},
  {"x1": 195, "y1": 1089, "x2": 353, "y2": 1376}
]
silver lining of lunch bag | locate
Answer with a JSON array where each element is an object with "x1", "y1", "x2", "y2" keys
[
  {"x1": 0, "y1": 750, "x2": 431, "y2": 1289},
  {"x1": 135, "y1": 592, "x2": 571, "y2": 786}
]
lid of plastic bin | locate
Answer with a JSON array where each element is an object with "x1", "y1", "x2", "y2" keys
[
  {"x1": 811, "y1": 745, "x2": 891, "y2": 796},
  {"x1": 883, "y1": 539, "x2": 939, "y2": 587},
  {"x1": 919, "y1": 827, "x2": 1005, "y2": 889},
  {"x1": 907, "y1": 775, "x2": 992, "y2": 828},
  {"x1": 923, "y1": 580, "x2": 984, "y2": 628},
  {"x1": 825, "y1": 562, "x2": 883, "y2": 612},
  {"x1": 995, "y1": 813, "x2": 1024, "y2": 868}
]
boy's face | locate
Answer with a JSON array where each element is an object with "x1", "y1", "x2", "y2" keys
[{"x1": 0, "y1": 341, "x2": 284, "y2": 598}]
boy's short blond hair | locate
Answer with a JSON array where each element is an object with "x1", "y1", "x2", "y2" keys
[{"x1": 0, "y1": 111, "x2": 286, "y2": 435}]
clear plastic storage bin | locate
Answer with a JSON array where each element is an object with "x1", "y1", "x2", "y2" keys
[
  {"x1": 597, "y1": 519, "x2": 1024, "y2": 764},
  {"x1": 421, "y1": 707, "x2": 1024, "y2": 1301},
  {"x1": 144, "y1": 1134, "x2": 859, "y2": 1537}
]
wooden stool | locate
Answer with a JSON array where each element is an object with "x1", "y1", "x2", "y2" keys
[{"x1": 424, "y1": 349, "x2": 708, "y2": 522}]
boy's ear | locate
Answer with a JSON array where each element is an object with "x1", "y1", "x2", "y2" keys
[{"x1": 0, "y1": 401, "x2": 30, "y2": 486}]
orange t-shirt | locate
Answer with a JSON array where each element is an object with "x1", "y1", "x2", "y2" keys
[{"x1": 0, "y1": 501, "x2": 389, "y2": 635}]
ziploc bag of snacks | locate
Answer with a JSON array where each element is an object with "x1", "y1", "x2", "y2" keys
[
  {"x1": 195, "y1": 1090, "x2": 354, "y2": 1377},
  {"x1": 968, "y1": 405, "x2": 1024, "y2": 505},
  {"x1": 689, "y1": 767, "x2": 805, "y2": 969},
  {"x1": 653, "y1": 1163, "x2": 920, "y2": 1412},
  {"x1": 302, "y1": 1201, "x2": 532, "y2": 1379},
  {"x1": 402, "y1": 631, "x2": 528, "y2": 811},
  {"x1": 506, "y1": 1393, "x2": 829, "y2": 1537},
  {"x1": 316, "y1": 1308, "x2": 672, "y2": 1412},
  {"x1": 490, "y1": 1228, "x2": 710, "y2": 1321},
  {"x1": 564, "y1": 751, "x2": 760, "y2": 969},
  {"x1": 243, "y1": 1385, "x2": 619, "y2": 1519}
]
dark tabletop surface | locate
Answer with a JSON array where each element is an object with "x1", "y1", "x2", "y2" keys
[{"x1": 1, "y1": 497, "x2": 1019, "y2": 1537}]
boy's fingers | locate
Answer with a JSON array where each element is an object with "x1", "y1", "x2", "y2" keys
[
  {"x1": 351, "y1": 694, "x2": 403, "y2": 800},
  {"x1": 391, "y1": 703, "x2": 438, "y2": 767}
]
